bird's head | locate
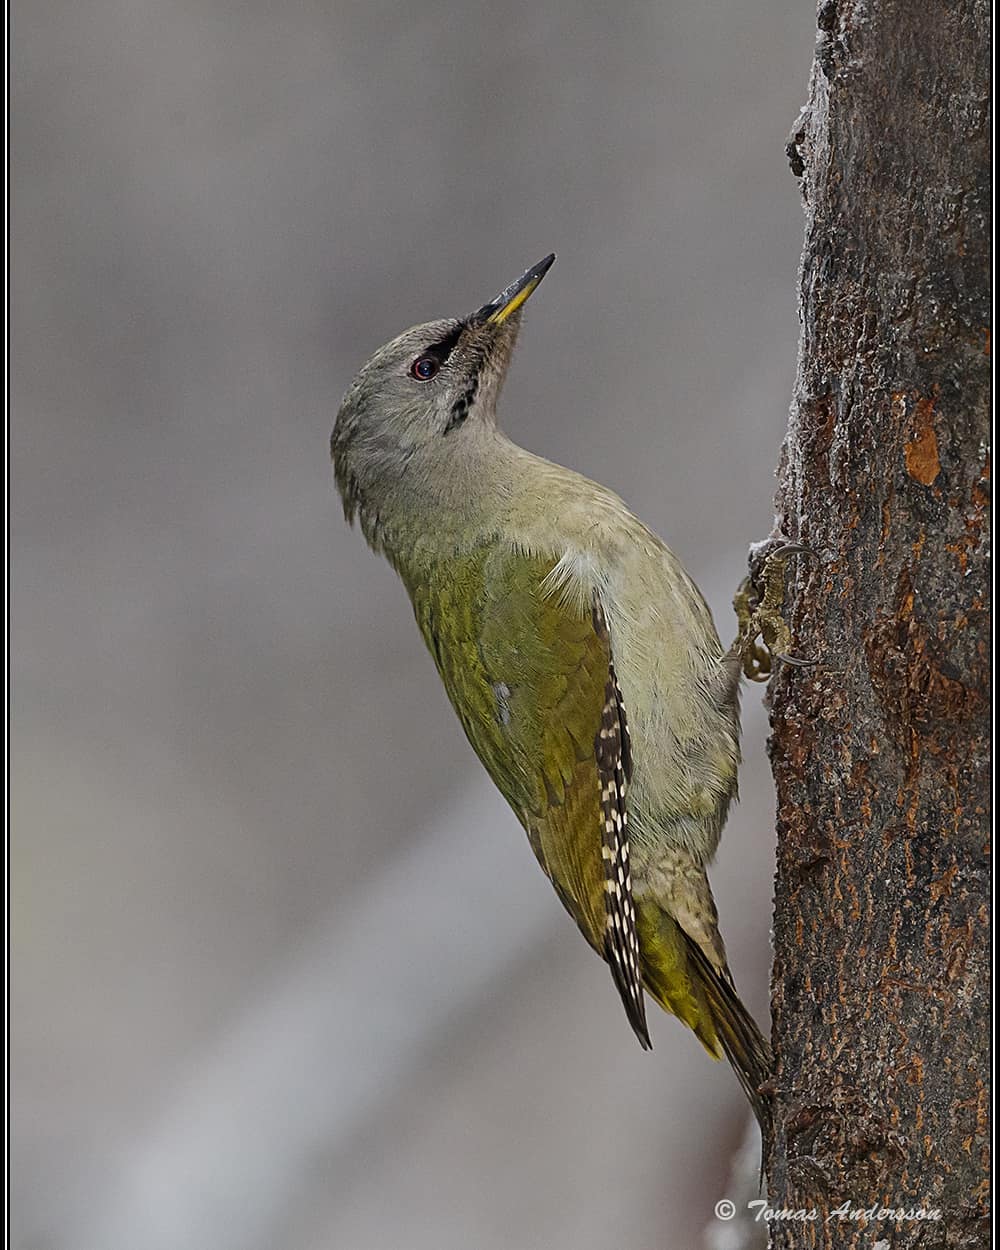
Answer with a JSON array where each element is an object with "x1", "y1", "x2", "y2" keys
[{"x1": 331, "y1": 254, "x2": 555, "y2": 527}]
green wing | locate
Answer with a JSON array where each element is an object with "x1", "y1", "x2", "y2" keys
[{"x1": 403, "y1": 543, "x2": 649, "y2": 1046}]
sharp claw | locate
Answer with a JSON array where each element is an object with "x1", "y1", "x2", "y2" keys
[
  {"x1": 774, "y1": 651, "x2": 818, "y2": 668},
  {"x1": 770, "y1": 542, "x2": 821, "y2": 561},
  {"x1": 736, "y1": 540, "x2": 822, "y2": 678}
]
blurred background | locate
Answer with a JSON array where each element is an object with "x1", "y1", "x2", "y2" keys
[{"x1": 11, "y1": 3, "x2": 815, "y2": 1247}]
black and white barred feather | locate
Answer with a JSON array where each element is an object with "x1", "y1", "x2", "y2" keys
[{"x1": 592, "y1": 599, "x2": 650, "y2": 1049}]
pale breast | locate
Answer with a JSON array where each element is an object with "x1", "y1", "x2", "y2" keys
[{"x1": 509, "y1": 465, "x2": 740, "y2": 864}]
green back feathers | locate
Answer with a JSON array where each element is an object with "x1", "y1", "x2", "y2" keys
[
  {"x1": 404, "y1": 542, "x2": 648, "y2": 1042},
  {"x1": 403, "y1": 543, "x2": 614, "y2": 953},
  {"x1": 400, "y1": 540, "x2": 772, "y2": 1135}
]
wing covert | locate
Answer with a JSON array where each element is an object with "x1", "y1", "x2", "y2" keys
[{"x1": 405, "y1": 544, "x2": 649, "y2": 1046}]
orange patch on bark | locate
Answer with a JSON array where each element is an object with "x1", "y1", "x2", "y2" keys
[{"x1": 905, "y1": 397, "x2": 941, "y2": 485}]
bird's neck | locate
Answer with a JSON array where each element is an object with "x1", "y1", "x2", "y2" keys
[{"x1": 357, "y1": 425, "x2": 528, "y2": 572}]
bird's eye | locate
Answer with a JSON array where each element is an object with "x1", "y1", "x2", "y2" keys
[{"x1": 410, "y1": 355, "x2": 440, "y2": 381}]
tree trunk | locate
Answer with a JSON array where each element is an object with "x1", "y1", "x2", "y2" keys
[{"x1": 764, "y1": 3, "x2": 990, "y2": 1248}]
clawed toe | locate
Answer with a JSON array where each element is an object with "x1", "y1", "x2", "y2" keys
[
  {"x1": 770, "y1": 542, "x2": 820, "y2": 562},
  {"x1": 773, "y1": 651, "x2": 818, "y2": 668},
  {"x1": 733, "y1": 539, "x2": 818, "y2": 681}
]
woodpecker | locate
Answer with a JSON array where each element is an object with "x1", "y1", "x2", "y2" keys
[{"x1": 331, "y1": 255, "x2": 774, "y2": 1133}]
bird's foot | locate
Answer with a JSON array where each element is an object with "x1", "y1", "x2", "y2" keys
[{"x1": 733, "y1": 541, "x2": 818, "y2": 682}]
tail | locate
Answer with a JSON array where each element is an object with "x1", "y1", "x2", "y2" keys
[
  {"x1": 682, "y1": 936, "x2": 773, "y2": 1146},
  {"x1": 637, "y1": 902, "x2": 773, "y2": 1143}
]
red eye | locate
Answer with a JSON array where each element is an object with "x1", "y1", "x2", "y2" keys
[{"x1": 410, "y1": 355, "x2": 440, "y2": 381}]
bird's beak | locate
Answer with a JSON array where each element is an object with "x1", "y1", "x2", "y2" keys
[{"x1": 472, "y1": 254, "x2": 556, "y2": 325}]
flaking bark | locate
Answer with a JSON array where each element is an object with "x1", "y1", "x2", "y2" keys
[{"x1": 763, "y1": 3, "x2": 990, "y2": 1248}]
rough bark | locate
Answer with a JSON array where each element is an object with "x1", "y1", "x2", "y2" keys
[{"x1": 764, "y1": 3, "x2": 990, "y2": 1248}]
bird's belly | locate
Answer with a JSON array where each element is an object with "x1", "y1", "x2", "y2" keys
[
  {"x1": 603, "y1": 563, "x2": 740, "y2": 864},
  {"x1": 625, "y1": 689, "x2": 738, "y2": 861}
]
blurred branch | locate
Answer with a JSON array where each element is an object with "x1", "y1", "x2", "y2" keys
[
  {"x1": 763, "y1": 2, "x2": 989, "y2": 1246},
  {"x1": 73, "y1": 783, "x2": 558, "y2": 1250},
  {"x1": 703, "y1": 1118, "x2": 768, "y2": 1250}
]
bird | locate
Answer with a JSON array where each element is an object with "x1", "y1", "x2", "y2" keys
[{"x1": 330, "y1": 254, "x2": 773, "y2": 1135}]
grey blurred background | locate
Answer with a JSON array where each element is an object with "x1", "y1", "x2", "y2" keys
[{"x1": 11, "y1": 3, "x2": 815, "y2": 1247}]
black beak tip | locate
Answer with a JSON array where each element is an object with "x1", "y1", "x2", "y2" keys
[{"x1": 473, "y1": 252, "x2": 558, "y2": 324}]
